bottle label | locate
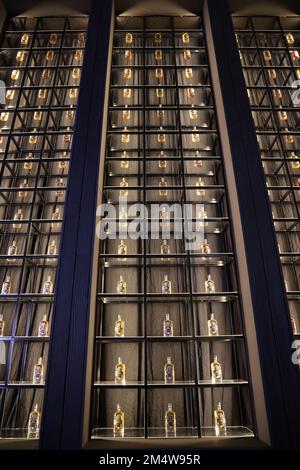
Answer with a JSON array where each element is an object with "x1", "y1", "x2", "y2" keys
[
  {"x1": 163, "y1": 321, "x2": 173, "y2": 336},
  {"x1": 115, "y1": 365, "x2": 124, "y2": 381},
  {"x1": 115, "y1": 321, "x2": 124, "y2": 336},
  {"x1": 38, "y1": 321, "x2": 48, "y2": 337},
  {"x1": 114, "y1": 413, "x2": 123, "y2": 430},
  {"x1": 209, "y1": 320, "x2": 218, "y2": 336},
  {"x1": 162, "y1": 281, "x2": 170, "y2": 294},
  {"x1": 33, "y1": 365, "x2": 42, "y2": 384},
  {"x1": 165, "y1": 364, "x2": 173, "y2": 382},
  {"x1": 2, "y1": 282, "x2": 10, "y2": 294}
]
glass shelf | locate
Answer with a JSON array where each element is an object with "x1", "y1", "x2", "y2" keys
[
  {"x1": 0, "y1": 428, "x2": 39, "y2": 440},
  {"x1": 201, "y1": 426, "x2": 254, "y2": 438}
]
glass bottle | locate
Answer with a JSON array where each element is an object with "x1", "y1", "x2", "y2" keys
[
  {"x1": 7, "y1": 240, "x2": 17, "y2": 261},
  {"x1": 268, "y1": 69, "x2": 276, "y2": 81},
  {"x1": 157, "y1": 128, "x2": 165, "y2": 143},
  {"x1": 51, "y1": 208, "x2": 61, "y2": 229},
  {"x1": 16, "y1": 50, "x2": 26, "y2": 62},
  {"x1": 126, "y1": 32, "x2": 133, "y2": 45},
  {"x1": 34, "y1": 107, "x2": 43, "y2": 121},
  {"x1": 162, "y1": 275, "x2": 172, "y2": 294},
  {"x1": 194, "y1": 150, "x2": 202, "y2": 168},
  {"x1": 156, "y1": 68, "x2": 163, "y2": 79},
  {"x1": 118, "y1": 240, "x2": 127, "y2": 261},
  {"x1": 159, "y1": 177, "x2": 168, "y2": 196},
  {"x1": 0, "y1": 111, "x2": 9, "y2": 122},
  {"x1": 115, "y1": 314, "x2": 125, "y2": 337},
  {"x1": 115, "y1": 357, "x2": 126, "y2": 384},
  {"x1": 273, "y1": 89, "x2": 282, "y2": 101},
  {"x1": 285, "y1": 33, "x2": 295, "y2": 45},
  {"x1": 214, "y1": 402, "x2": 226, "y2": 435},
  {"x1": 13, "y1": 209, "x2": 23, "y2": 230},
  {"x1": 296, "y1": 69, "x2": 300, "y2": 80},
  {"x1": 278, "y1": 107, "x2": 288, "y2": 121},
  {"x1": 123, "y1": 88, "x2": 131, "y2": 99},
  {"x1": 124, "y1": 49, "x2": 133, "y2": 62},
  {"x1": 163, "y1": 313, "x2": 174, "y2": 337},
  {"x1": 185, "y1": 68, "x2": 193, "y2": 79},
  {"x1": 155, "y1": 49, "x2": 163, "y2": 61},
  {"x1": 11, "y1": 69, "x2": 20, "y2": 81},
  {"x1": 291, "y1": 152, "x2": 300, "y2": 169},
  {"x1": 165, "y1": 403, "x2": 176, "y2": 435},
  {"x1": 198, "y1": 208, "x2": 208, "y2": 227},
  {"x1": 211, "y1": 355, "x2": 223, "y2": 383},
  {"x1": 192, "y1": 127, "x2": 200, "y2": 143},
  {"x1": 205, "y1": 274, "x2": 215, "y2": 293},
  {"x1": 189, "y1": 107, "x2": 198, "y2": 120},
  {"x1": 38, "y1": 315, "x2": 49, "y2": 337},
  {"x1": 1, "y1": 276, "x2": 11, "y2": 295},
  {"x1": 119, "y1": 178, "x2": 128, "y2": 197},
  {"x1": 183, "y1": 49, "x2": 191, "y2": 61},
  {"x1": 33, "y1": 357, "x2": 44, "y2": 385},
  {"x1": 6, "y1": 89, "x2": 15, "y2": 101},
  {"x1": 0, "y1": 314, "x2": 5, "y2": 336},
  {"x1": 157, "y1": 108, "x2": 164, "y2": 120},
  {"x1": 160, "y1": 239, "x2": 170, "y2": 261},
  {"x1": 72, "y1": 67, "x2": 80, "y2": 80},
  {"x1": 69, "y1": 88, "x2": 77, "y2": 100},
  {"x1": 122, "y1": 107, "x2": 131, "y2": 121},
  {"x1": 159, "y1": 150, "x2": 167, "y2": 169},
  {"x1": 164, "y1": 356, "x2": 175, "y2": 384},
  {"x1": 119, "y1": 207, "x2": 128, "y2": 226},
  {"x1": 27, "y1": 404, "x2": 40, "y2": 439},
  {"x1": 20, "y1": 33, "x2": 29, "y2": 45},
  {"x1": 285, "y1": 129, "x2": 294, "y2": 144},
  {"x1": 42, "y1": 68, "x2": 50, "y2": 80},
  {"x1": 18, "y1": 179, "x2": 28, "y2": 199},
  {"x1": 182, "y1": 32, "x2": 190, "y2": 44},
  {"x1": 156, "y1": 88, "x2": 164, "y2": 99},
  {"x1": 29, "y1": 129, "x2": 38, "y2": 145},
  {"x1": 47, "y1": 240, "x2": 57, "y2": 262},
  {"x1": 24, "y1": 153, "x2": 33, "y2": 171},
  {"x1": 263, "y1": 50, "x2": 272, "y2": 61},
  {"x1": 42, "y1": 275, "x2": 53, "y2": 294},
  {"x1": 290, "y1": 50, "x2": 300, "y2": 61},
  {"x1": 124, "y1": 68, "x2": 132, "y2": 79},
  {"x1": 49, "y1": 33, "x2": 58, "y2": 45},
  {"x1": 117, "y1": 275, "x2": 127, "y2": 294},
  {"x1": 55, "y1": 178, "x2": 65, "y2": 197},
  {"x1": 113, "y1": 404, "x2": 125, "y2": 436},
  {"x1": 121, "y1": 127, "x2": 130, "y2": 144},
  {"x1": 75, "y1": 49, "x2": 83, "y2": 62},
  {"x1": 187, "y1": 87, "x2": 195, "y2": 98},
  {"x1": 208, "y1": 313, "x2": 219, "y2": 336},
  {"x1": 200, "y1": 238, "x2": 211, "y2": 254},
  {"x1": 121, "y1": 151, "x2": 129, "y2": 169},
  {"x1": 46, "y1": 50, "x2": 54, "y2": 62},
  {"x1": 196, "y1": 177, "x2": 205, "y2": 196},
  {"x1": 154, "y1": 32, "x2": 162, "y2": 44}
]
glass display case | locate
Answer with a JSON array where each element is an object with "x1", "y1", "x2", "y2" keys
[
  {"x1": 89, "y1": 15, "x2": 255, "y2": 441},
  {"x1": 0, "y1": 14, "x2": 88, "y2": 440},
  {"x1": 234, "y1": 16, "x2": 300, "y2": 345}
]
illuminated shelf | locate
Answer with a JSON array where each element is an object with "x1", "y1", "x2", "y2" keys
[{"x1": 201, "y1": 427, "x2": 254, "y2": 438}]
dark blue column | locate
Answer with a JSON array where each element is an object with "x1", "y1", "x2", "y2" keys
[
  {"x1": 40, "y1": 0, "x2": 114, "y2": 449},
  {"x1": 204, "y1": 0, "x2": 300, "y2": 449}
]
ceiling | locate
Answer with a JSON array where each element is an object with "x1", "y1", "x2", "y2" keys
[{"x1": 1, "y1": 0, "x2": 300, "y2": 17}]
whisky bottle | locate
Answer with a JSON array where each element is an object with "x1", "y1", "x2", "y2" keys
[
  {"x1": 51, "y1": 208, "x2": 61, "y2": 229},
  {"x1": 291, "y1": 317, "x2": 298, "y2": 334},
  {"x1": 18, "y1": 179, "x2": 28, "y2": 199},
  {"x1": 278, "y1": 107, "x2": 288, "y2": 121},
  {"x1": 34, "y1": 107, "x2": 43, "y2": 121},
  {"x1": 46, "y1": 50, "x2": 54, "y2": 62},
  {"x1": 42, "y1": 68, "x2": 50, "y2": 80},
  {"x1": 115, "y1": 357, "x2": 126, "y2": 384},
  {"x1": 29, "y1": 129, "x2": 38, "y2": 145},
  {"x1": 157, "y1": 108, "x2": 164, "y2": 120},
  {"x1": 59, "y1": 153, "x2": 68, "y2": 170},
  {"x1": 124, "y1": 68, "x2": 132, "y2": 79},
  {"x1": 285, "y1": 32, "x2": 295, "y2": 45},
  {"x1": 117, "y1": 275, "x2": 127, "y2": 294},
  {"x1": 121, "y1": 127, "x2": 130, "y2": 143},
  {"x1": 66, "y1": 108, "x2": 74, "y2": 121},
  {"x1": 6, "y1": 89, "x2": 15, "y2": 101},
  {"x1": 11, "y1": 69, "x2": 20, "y2": 81},
  {"x1": 159, "y1": 177, "x2": 168, "y2": 196},
  {"x1": 214, "y1": 402, "x2": 226, "y2": 435},
  {"x1": 194, "y1": 150, "x2": 202, "y2": 168},
  {"x1": 33, "y1": 357, "x2": 44, "y2": 385},
  {"x1": 290, "y1": 50, "x2": 300, "y2": 61},
  {"x1": 72, "y1": 67, "x2": 80, "y2": 79},
  {"x1": 296, "y1": 69, "x2": 300, "y2": 80},
  {"x1": 182, "y1": 32, "x2": 190, "y2": 44},
  {"x1": 47, "y1": 240, "x2": 57, "y2": 262},
  {"x1": 121, "y1": 151, "x2": 129, "y2": 169},
  {"x1": 208, "y1": 313, "x2": 219, "y2": 336},
  {"x1": 187, "y1": 87, "x2": 195, "y2": 98},
  {"x1": 0, "y1": 314, "x2": 5, "y2": 336},
  {"x1": 200, "y1": 238, "x2": 211, "y2": 254},
  {"x1": 163, "y1": 313, "x2": 174, "y2": 337},
  {"x1": 263, "y1": 50, "x2": 272, "y2": 61},
  {"x1": 27, "y1": 404, "x2": 40, "y2": 439},
  {"x1": 183, "y1": 49, "x2": 191, "y2": 61},
  {"x1": 123, "y1": 88, "x2": 131, "y2": 99},
  {"x1": 157, "y1": 128, "x2": 165, "y2": 143},
  {"x1": 113, "y1": 403, "x2": 125, "y2": 436},
  {"x1": 13, "y1": 209, "x2": 23, "y2": 230},
  {"x1": 49, "y1": 33, "x2": 58, "y2": 45},
  {"x1": 55, "y1": 178, "x2": 65, "y2": 197},
  {"x1": 42, "y1": 275, "x2": 53, "y2": 294},
  {"x1": 160, "y1": 239, "x2": 170, "y2": 261},
  {"x1": 198, "y1": 208, "x2": 208, "y2": 227},
  {"x1": 192, "y1": 127, "x2": 200, "y2": 143},
  {"x1": 154, "y1": 32, "x2": 162, "y2": 44},
  {"x1": 118, "y1": 240, "x2": 127, "y2": 261},
  {"x1": 124, "y1": 49, "x2": 133, "y2": 62},
  {"x1": 196, "y1": 177, "x2": 205, "y2": 196},
  {"x1": 1, "y1": 276, "x2": 11, "y2": 295},
  {"x1": 122, "y1": 106, "x2": 131, "y2": 121},
  {"x1": 165, "y1": 403, "x2": 176, "y2": 435},
  {"x1": 291, "y1": 152, "x2": 300, "y2": 169},
  {"x1": 211, "y1": 355, "x2": 223, "y2": 383},
  {"x1": 164, "y1": 356, "x2": 175, "y2": 383},
  {"x1": 285, "y1": 129, "x2": 294, "y2": 145},
  {"x1": 162, "y1": 275, "x2": 172, "y2": 294},
  {"x1": 156, "y1": 88, "x2": 164, "y2": 99},
  {"x1": 155, "y1": 49, "x2": 163, "y2": 61},
  {"x1": 115, "y1": 314, "x2": 125, "y2": 337},
  {"x1": 16, "y1": 50, "x2": 26, "y2": 62},
  {"x1": 159, "y1": 150, "x2": 167, "y2": 169},
  {"x1": 38, "y1": 315, "x2": 49, "y2": 337},
  {"x1": 273, "y1": 89, "x2": 282, "y2": 101},
  {"x1": 74, "y1": 49, "x2": 83, "y2": 62},
  {"x1": 126, "y1": 32, "x2": 133, "y2": 45},
  {"x1": 38, "y1": 88, "x2": 47, "y2": 101},
  {"x1": 7, "y1": 240, "x2": 17, "y2": 262},
  {"x1": 268, "y1": 69, "x2": 277, "y2": 81},
  {"x1": 189, "y1": 107, "x2": 198, "y2": 120},
  {"x1": 24, "y1": 153, "x2": 33, "y2": 171},
  {"x1": 156, "y1": 68, "x2": 163, "y2": 79},
  {"x1": 20, "y1": 33, "x2": 29, "y2": 45},
  {"x1": 0, "y1": 111, "x2": 9, "y2": 122},
  {"x1": 205, "y1": 274, "x2": 215, "y2": 293},
  {"x1": 119, "y1": 178, "x2": 128, "y2": 197},
  {"x1": 185, "y1": 68, "x2": 193, "y2": 79}
]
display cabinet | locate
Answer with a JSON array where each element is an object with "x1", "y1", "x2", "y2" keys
[
  {"x1": 0, "y1": 14, "x2": 88, "y2": 441},
  {"x1": 89, "y1": 14, "x2": 255, "y2": 441},
  {"x1": 234, "y1": 16, "x2": 300, "y2": 344}
]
